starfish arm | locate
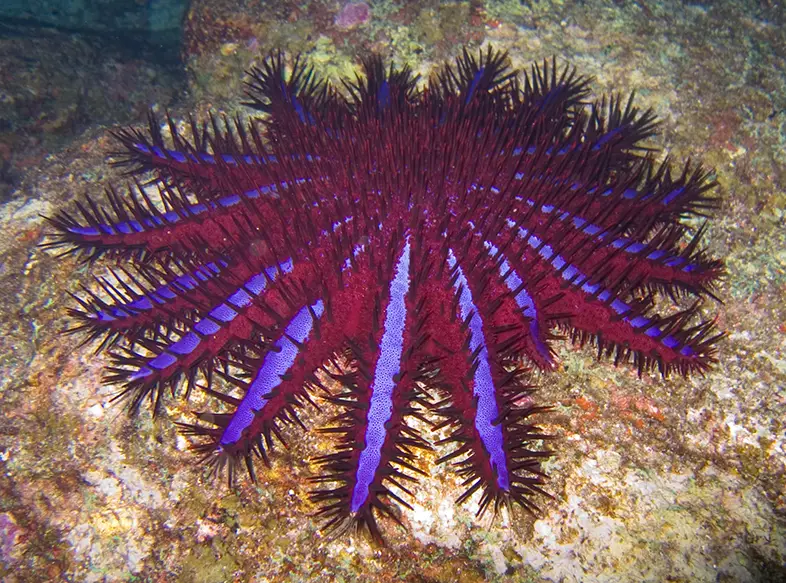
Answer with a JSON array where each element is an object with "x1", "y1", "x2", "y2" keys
[
  {"x1": 424, "y1": 243, "x2": 551, "y2": 515},
  {"x1": 569, "y1": 222, "x2": 724, "y2": 298},
  {"x1": 504, "y1": 200, "x2": 722, "y2": 297},
  {"x1": 179, "y1": 297, "x2": 328, "y2": 484},
  {"x1": 471, "y1": 237, "x2": 560, "y2": 369},
  {"x1": 65, "y1": 259, "x2": 228, "y2": 348},
  {"x1": 564, "y1": 160, "x2": 718, "y2": 235},
  {"x1": 104, "y1": 256, "x2": 303, "y2": 412},
  {"x1": 311, "y1": 235, "x2": 436, "y2": 543}
]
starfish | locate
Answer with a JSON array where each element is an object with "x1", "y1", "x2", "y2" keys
[{"x1": 47, "y1": 47, "x2": 723, "y2": 541}]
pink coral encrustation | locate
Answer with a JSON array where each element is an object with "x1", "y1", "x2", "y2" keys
[{"x1": 335, "y1": 2, "x2": 371, "y2": 29}]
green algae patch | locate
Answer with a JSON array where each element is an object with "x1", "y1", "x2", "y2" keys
[{"x1": 178, "y1": 542, "x2": 240, "y2": 583}]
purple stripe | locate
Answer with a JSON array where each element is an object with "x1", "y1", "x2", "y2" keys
[
  {"x1": 350, "y1": 240, "x2": 412, "y2": 512},
  {"x1": 591, "y1": 126, "x2": 624, "y2": 150},
  {"x1": 220, "y1": 299, "x2": 324, "y2": 446},
  {"x1": 201, "y1": 258, "x2": 293, "y2": 327},
  {"x1": 67, "y1": 182, "x2": 290, "y2": 239},
  {"x1": 148, "y1": 352, "x2": 177, "y2": 370},
  {"x1": 132, "y1": 143, "x2": 273, "y2": 165},
  {"x1": 93, "y1": 262, "x2": 225, "y2": 323},
  {"x1": 68, "y1": 176, "x2": 331, "y2": 246},
  {"x1": 126, "y1": 259, "x2": 293, "y2": 383},
  {"x1": 447, "y1": 249, "x2": 510, "y2": 491},
  {"x1": 496, "y1": 196, "x2": 701, "y2": 273},
  {"x1": 483, "y1": 240, "x2": 552, "y2": 364},
  {"x1": 506, "y1": 219, "x2": 695, "y2": 357}
]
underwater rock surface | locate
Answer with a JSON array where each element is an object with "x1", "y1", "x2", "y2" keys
[{"x1": 0, "y1": 1, "x2": 784, "y2": 581}]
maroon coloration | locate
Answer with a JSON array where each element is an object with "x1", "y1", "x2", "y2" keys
[{"x1": 45, "y1": 47, "x2": 724, "y2": 543}]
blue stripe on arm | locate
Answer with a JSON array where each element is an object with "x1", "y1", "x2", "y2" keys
[
  {"x1": 483, "y1": 240, "x2": 552, "y2": 364},
  {"x1": 351, "y1": 240, "x2": 412, "y2": 512},
  {"x1": 219, "y1": 299, "x2": 325, "y2": 446},
  {"x1": 447, "y1": 249, "x2": 510, "y2": 491}
]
